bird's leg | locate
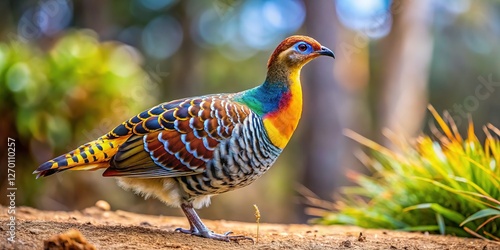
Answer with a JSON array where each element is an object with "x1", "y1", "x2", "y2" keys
[{"x1": 175, "y1": 203, "x2": 254, "y2": 243}]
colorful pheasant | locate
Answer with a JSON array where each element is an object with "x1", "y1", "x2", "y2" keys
[{"x1": 34, "y1": 35, "x2": 335, "y2": 241}]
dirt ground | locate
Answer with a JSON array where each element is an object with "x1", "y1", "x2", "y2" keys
[{"x1": 1, "y1": 204, "x2": 499, "y2": 250}]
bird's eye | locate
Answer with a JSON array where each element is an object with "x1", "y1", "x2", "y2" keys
[{"x1": 298, "y1": 43, "x2": 308, "y2": 52}]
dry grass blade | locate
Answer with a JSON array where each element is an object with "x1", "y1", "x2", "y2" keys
[
  {"x1": 475, "y1": 215, "x2": 500, "y2": 232},
  {"x1": 428, "y1": 105, "x2": 455, "y2": 142},
  {"x1": 253, "y1": 204, "x2": 260, "y2": 244}
]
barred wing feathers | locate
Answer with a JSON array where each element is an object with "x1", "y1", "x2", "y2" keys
[{"x1": 102, "y1": 95, "x2": 253, "y2": 178}]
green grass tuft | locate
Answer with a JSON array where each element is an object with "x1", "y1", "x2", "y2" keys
[{"x1": 312, "y1": 106, "x2": 500, "y2": 242}]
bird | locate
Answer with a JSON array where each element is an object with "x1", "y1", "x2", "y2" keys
[{"x1": 34, "y1": 35, "x2": 335, "y2": 242}]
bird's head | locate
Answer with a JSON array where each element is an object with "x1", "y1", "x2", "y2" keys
[{"x1": 267, "y1": 35, "x2": 335, "y2": 70}]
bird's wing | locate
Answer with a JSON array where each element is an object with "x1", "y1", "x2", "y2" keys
[{"x1": 102, "y1": 95, "x2": 252, "y2": 178}]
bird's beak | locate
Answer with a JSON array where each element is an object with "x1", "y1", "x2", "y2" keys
[{"x1": 316, "y1": 46, "x2": 335, "y2": 59}]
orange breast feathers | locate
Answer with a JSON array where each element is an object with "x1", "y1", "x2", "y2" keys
[{"x1": 262, "y1": 76, "x2": 303, "y2": 149}]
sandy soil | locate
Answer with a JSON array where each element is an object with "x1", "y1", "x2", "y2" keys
[{"x1": 1, "y1": 204, "x2": 499, "y2": 250}]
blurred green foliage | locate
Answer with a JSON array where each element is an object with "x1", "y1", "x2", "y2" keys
[
  {"x1": 314, "y1": 108, "x2": 500, "y2": 241},
  {"x1": 0, "y1": 29, "x2": 150, "y2": 149},
  {"x1": 0, "y1": 30, "x2": 155, "y2": 205}
]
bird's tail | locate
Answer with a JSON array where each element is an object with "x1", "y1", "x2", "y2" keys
[{"x1": 34, "y1": 136, "x2": 129, "y2": 178}]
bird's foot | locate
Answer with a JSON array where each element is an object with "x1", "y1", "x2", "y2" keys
[
  {"x1": 175, "y1": 227, "x2": 195, "y2": 234},
  {"x1": 175, "y1": 228, "x2": 254, "y2": 243}
]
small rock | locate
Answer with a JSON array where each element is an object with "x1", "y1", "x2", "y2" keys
[
  {"x1": 390, "y1": 246, "x2": 398, "y2": 249},
  {"x1": 95, "y1": 200, "x2": 111, "y2": 211},
  {"x1": 43, "y1": 229, "x2": 96, "y2": 250},
  {"x1": 341, "y1": 240, "x2": 352, "y2": 248},
  {"x1": 140, "y1": 221, "x2": 152, "y2": 227},
  {"x1": 293, "y1": 233, "x2": 304, "y2": 238},
  {"x1": 357, "y1": 232, "x2": 366, "y2": 242}
]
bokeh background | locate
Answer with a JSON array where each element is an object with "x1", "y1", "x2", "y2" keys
[{"x1": 1, "y1": 0, "x2": 499, "y2": 223}]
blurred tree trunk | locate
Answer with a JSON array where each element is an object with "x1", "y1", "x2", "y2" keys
[
  {"x1": 0, "y1": 1, "x2": 14, "y2": 40},
  {"x1": 299, "y1": 0, "x2": 369, "y2": 222},
  {"x1": 79, "y1": 0, "x2": 112, "y2": 39},
  {"x1": 167, "y1": 2, "x2": 202, "y2": 98},
  {"x1": 378, "y1": 0, "x2": 434, "y2": 141}
]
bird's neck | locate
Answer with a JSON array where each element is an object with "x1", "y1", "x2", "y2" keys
[{"x1": 237, "y1": 65, "x2": 303, "y2": 149}]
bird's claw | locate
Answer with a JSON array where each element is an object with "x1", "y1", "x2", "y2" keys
[
  {"x1": 175, "y1": 227, "x2": 254, "y2": 243},
  {"x1": 175, "y1": 227, "x2": 196, "y2": 234}
]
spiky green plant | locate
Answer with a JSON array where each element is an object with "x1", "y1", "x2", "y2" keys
[{"x1": 311, "y1": 106, "x2": 500, "y2": 242}]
